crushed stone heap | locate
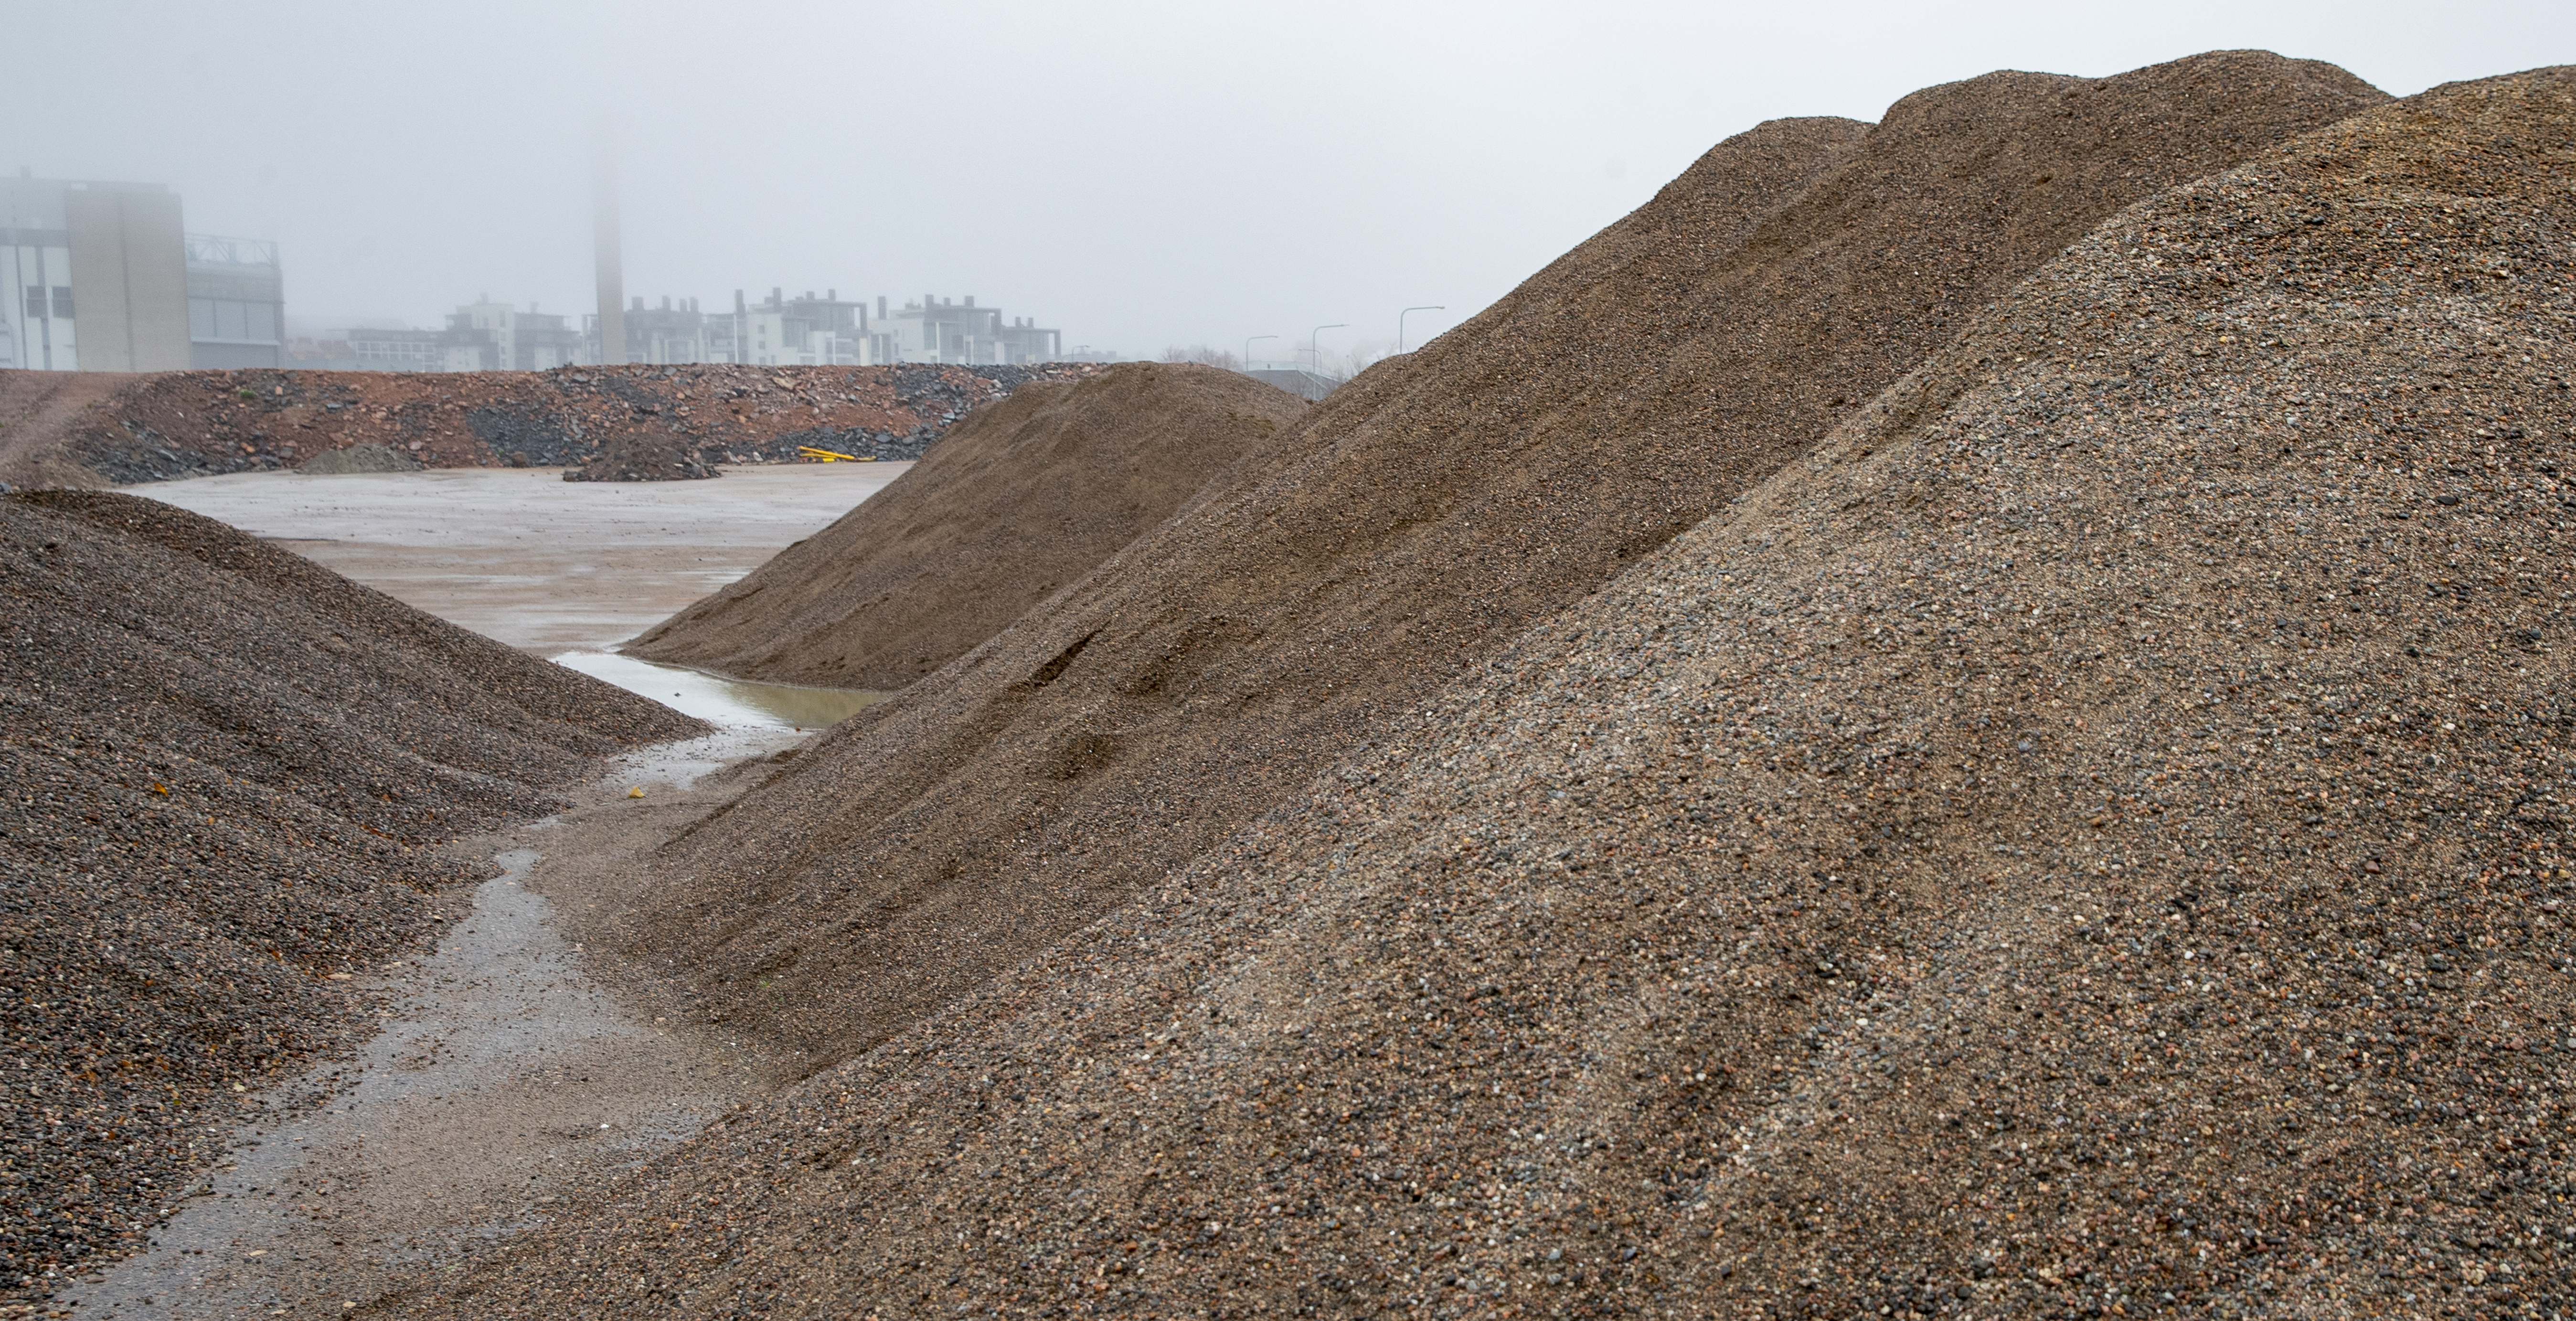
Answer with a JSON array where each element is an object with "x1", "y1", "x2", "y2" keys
[
  {"x1": 607, "y1": 51, "x2": 2388, "y2": 1075},
  {"x1": 626, "y1": 362, "x2": 1309, "y2": 690},
  {"x1": 0, "y1": 492, "x2": 704, "y2": 1301},
  {"x1": 416, "y1": 64, "x2": 2573, "y2": 1319},
  {"x1": 561, "y1": 425, "x2": 722, "y2": 482}
]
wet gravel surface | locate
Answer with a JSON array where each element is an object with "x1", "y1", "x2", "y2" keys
[
  {"x1": 393, "y1": 67, "x2": 2573, "y2": 1319},
  {"x1": 0, "y1": 492, "x2": 703, "y2": 1310}
]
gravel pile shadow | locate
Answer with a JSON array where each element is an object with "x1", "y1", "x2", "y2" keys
[
  {"x1": 626, "y1": 362, "x2": 1308, "y2": 690},
  {"x1": 407, "y1": 64, "x2": 2574, "y2": 1318},
  {"x1": 600, "y1": 51, "x2": 2388, "y2": 1074},
  {"x1": 0, "y1": 492, "x2": 705, "y2": 1304},
  {"x1": 0, "y1": 362, "x2": 1107, "y2": 487}
]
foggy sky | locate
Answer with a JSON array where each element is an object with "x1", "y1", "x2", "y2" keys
[{"x1": 7, "y1": 0, "x2": 2570, "y2": 366}]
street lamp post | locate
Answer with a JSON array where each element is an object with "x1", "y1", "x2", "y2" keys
[
  {"x1": 1309, "y1": 323, "x2": 1347, "y2": 374},
  {"x1": 1398, "y1": 306, "x2": 1445, "y2": 354},
  {"x1": 1245, "y1": 334, "x2": 1277, "y2": 367}
]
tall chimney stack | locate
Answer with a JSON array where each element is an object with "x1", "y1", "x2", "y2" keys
[{"x1": 592, "y1": 129, "x2": 626, "y2": 366}]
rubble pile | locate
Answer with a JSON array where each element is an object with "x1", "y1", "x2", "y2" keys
[
  {"x1": 0, "y1": 362, "x2": 1108, "y2": 487},
  {"x1": 560, "y1": 425, "x2": 722, "y2": 482}
]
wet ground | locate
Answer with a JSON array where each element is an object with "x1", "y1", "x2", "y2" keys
[
  {"x1": 135, "y1": 463, "x2": 911, "y2": 653},
  {"x1": 48, "y1": 467, "x2": 893, "y2": 1317},
  {"x1": 64, "y1": 726, "x2": 807, "y2": 1321}
]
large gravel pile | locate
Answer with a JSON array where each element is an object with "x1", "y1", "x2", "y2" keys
[
  {"x1": 627, "y1": 362, "x2": 1308, "y2": 690},
  {"x1": 405, "y1": 65, "x2": 2573, "y2": 1318},
  {"x1": 601, "y1": 52, "x2": 2387, "y2": 1074},
  {"x1": 0, "y1": 362, "x2": 1107, "y2": 487},
  {"x1": 0, "y1": 492, "x2": 703, "y2": 1302}
]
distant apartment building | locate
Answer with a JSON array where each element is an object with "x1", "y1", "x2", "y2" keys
[
  {"x1": 1, "y1": 174, "x2": 281, "y2": 372},
  {"x1": 870, "y1": 294, "x2": 1058, "y2": 365},
  {"x1": 577, "y1": 288, "x2": 1064, "y2": 368}
]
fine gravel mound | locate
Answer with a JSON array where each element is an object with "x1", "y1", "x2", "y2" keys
[
  {"x1": 296, "y1": 441, "x2": 420, "y2": 474},
  {"x1": 414, "y1": 65, "x2": 2575, "y2": 1318},
  {"x1": 626, "y1": 362, "x2": 1309, "y2": 690},
  {"x1": 605, "y1": 51, "x2": 2387, "y2": 1069},
  {"x1": 0, "y1": 491, "x2": 705, "y2": 1301},
  {"x1": 561, "y1": 425, "x2": 721, "y2": 482}
]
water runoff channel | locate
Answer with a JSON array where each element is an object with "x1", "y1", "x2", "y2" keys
[{"x1": 71, "y1": 469, "x2": 901, "y2": 1318}]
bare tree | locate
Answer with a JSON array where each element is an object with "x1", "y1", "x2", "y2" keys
[{"x1": 1160, "y1": 345, "x2": 1244, "y2": 371}]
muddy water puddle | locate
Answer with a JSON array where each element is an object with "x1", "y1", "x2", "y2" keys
[{"x1": 551, "y1": 650, "x2": 886, "y2": 729}]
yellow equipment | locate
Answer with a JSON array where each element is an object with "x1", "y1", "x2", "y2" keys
[{"x1": 798, "y1": 445, "x2": 873, "y2": 463}]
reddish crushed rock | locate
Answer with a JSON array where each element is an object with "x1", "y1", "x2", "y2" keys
[
  {"x1": 401, "y1": 65, "x2": 2573, "y2": 1319},
  {"x1": 0, "y1": 362, "x2": 1108, "y2": 487},
  {"x1": 0, "y1": 492, "x2": 703, "y2": 1304},
  {"x1": 628, "y1": 362, "x2": 1308, "y2": 690},
  {"x1": 601, "y1": 51, "x2": 2387, "y2": 1077}
]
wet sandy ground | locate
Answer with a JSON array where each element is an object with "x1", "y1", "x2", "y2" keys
[
  {"x1": 64, "y1": 726, "x2": 808, "y2": 1320},
  {"x1": 134, "y1": 464, "x2": 910, "y2": 652},
  {"x1": 48, "y1": 466, "x2": 884, "y2": 1317}
]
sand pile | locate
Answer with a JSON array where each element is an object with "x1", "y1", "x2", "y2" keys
[
  {"x1": 561, "y1": 425, "x2": 721, "y2": 482},
  {"x1": 296, "y1": 441, "x2": 419, "y2": 474},
  {"x1": 0, "y1": 362, "x2": 1107, "y2": 488},
  {"x1": 415, "y1": 65, "x2": 2575, "y2": 1317},
  {"x1": 599, "y1": 52, "x2": 2386, "y2": 1073},
  {"x1": 626, "y1": 362, "x2": 1308, "y2": 689},
  {"x1": 0, "y1": 491, "x2": 703, "y2": 1300}
]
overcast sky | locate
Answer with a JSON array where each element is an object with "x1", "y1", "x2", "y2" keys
[{"x1": 7, "y1": 0, "x2": 2570, "y2": 364}]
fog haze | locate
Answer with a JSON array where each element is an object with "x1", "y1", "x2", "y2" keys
[{"x1": 8, "y1": 0, "x2": 2570, "y2": 363}]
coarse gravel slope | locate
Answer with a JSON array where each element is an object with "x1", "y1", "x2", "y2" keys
[
  {"x1": 404, "y1": 65, "x2": 2575, "y2": 1319},
  {"x1": 627, "y1": 362, "x2": 1309, "y2": 691},
  {"x1": 611, "y1": 51, "x2": 2388, "y2": 1074},
  {"x1": 0, "y1": 492, "x2": 704, "y2": 1304}
]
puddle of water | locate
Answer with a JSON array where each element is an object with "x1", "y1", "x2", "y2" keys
[{"x1": 552, "y1": 651, "x2": 886, "y2": 730}]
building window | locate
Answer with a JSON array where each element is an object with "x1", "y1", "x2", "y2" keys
[
  {"x1": 23, "y1": 288, "x2": 45, "y2": 319},
  {"x1": 52, "y1": 288, "x2": 72, "y2": 318}
]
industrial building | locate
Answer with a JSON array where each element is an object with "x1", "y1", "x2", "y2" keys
[{"x1": 1, "y1": 174, "x2": 282, "y2": 371}]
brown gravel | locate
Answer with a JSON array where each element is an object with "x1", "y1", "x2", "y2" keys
[
  {"x1": 394, "y1": 64, "x2": 2573, "y2": 1319},
  {"x1": 0, "y1": 362, "x2": 1109, "y2": 488},
  {"x1": 0, "y1": 491, "x2": 703, "y2": 1306},
  {"x1": 627, "y1": 362, "x2": 1308, "y2": 690},
  {"x1": 607, "y1": 51, "x2": 2386, "y2": 1076}
]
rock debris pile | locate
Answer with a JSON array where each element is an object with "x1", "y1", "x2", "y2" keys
[
  {"x1": 607, "y1": 50, "x2": 2384, "y2": 1076},
  {"x1": 403, "y1": 62, "x2": 2576, "y2": 1319},
  {"x1": 628, "y1": 362, "x2": 1308, "y2": 690},
  {"x1": 0, "y1": 492, "x2": 702, "y2": 1304},
  {"x1": 0, "y1": 362, "x2": 1107, "y2": 488},
  {"x1": 561, "y1": 426, "x2": 723, "y2": 483}
]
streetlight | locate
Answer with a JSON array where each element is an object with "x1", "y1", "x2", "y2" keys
[
  {"x1": 1309, "y1": 323, "x2": 1346, "y2": 373},
  {"x1": 1398, "y1": 306, "x2": 1445, "y2": 354},
  {"x1": 1245, "y1": 334, "x2": 1277, "y2": 367}
]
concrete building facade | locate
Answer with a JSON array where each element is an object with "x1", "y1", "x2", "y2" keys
[
  {"x1": 186, "y1": 234, "x2": 284, "y2": 369},
  {"x1": 2, "y1": 175, "x2": 281, "y2": 373}
]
